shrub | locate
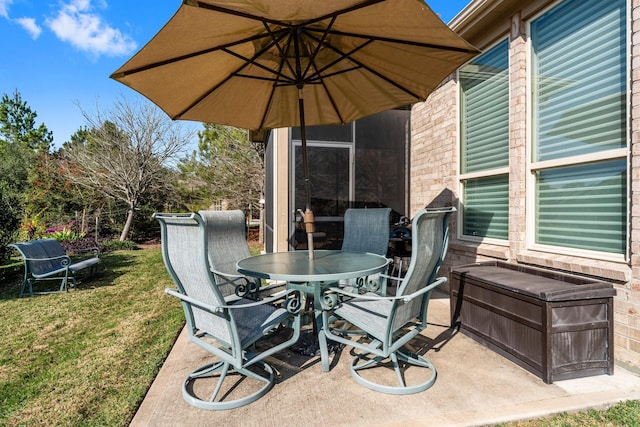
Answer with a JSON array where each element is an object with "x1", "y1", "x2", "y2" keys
[
  {"x1": 101, "y1": 240, "x2": 139, "y2": 252},
  {"x1": 48, "y1": 229, "x2": 85, "y2": 241},
  {"x1": 45, "y1": 220, "x2": 86, "y2": 241},
  {"x1": 17, "y1": 214, "x2": 46, "y2": 241},
  {"x1": 0, "y1": 194, "x2": 21, "y2": 262},
  {"x1": 60, "y1": 237, "x2": 102, "y2": 254}
]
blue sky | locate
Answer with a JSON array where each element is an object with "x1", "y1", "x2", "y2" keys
[{"x1": 0, "y1": 0, "x2": 471, "y2": 149}]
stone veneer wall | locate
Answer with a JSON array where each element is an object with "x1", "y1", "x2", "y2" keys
[{"x1": 410, "y1": 2, "x2": 640, "y2": 368}]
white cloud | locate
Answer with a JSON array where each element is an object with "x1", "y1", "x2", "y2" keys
[
  {"x1": 0, "y1": 0, "x2": 12, "y2": 19},
  {"x1": 46, "y1": 0, "x2": 137, "y2": 57},
  {"x1": 16, "y1": 17, "x2": 42, "y2": 39}
]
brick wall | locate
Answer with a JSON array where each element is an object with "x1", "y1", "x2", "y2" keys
[
  {"x1": 618, "y1": 0, "x2": 640, "y2": 367},
  {"x1": 410, "y1": 74, "x2": 459, "y2": 214},
  {"x1": 410, "y1": 1, "x2": 640, "y2": 368}
]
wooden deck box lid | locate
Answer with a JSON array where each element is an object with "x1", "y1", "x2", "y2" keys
[{"x1": 452, "y1": 261, "x2": 616, "y2": 302}]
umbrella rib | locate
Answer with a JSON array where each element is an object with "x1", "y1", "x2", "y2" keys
[
  {"x1": 174, "y1": 31, "x2": 292, "y2": 119},
  {"x1": 308, "y1": 65, "x2": 346, "y2": 125},
  {"x1": 301, "y1": 16, "x2": 336, "y2": 80},
  {"x1": 258, "y1": 54, "x2": 289, "y2": 130},
  {"x1": 307, "y1": 28, "x2": 476, "y2": 54},
  {"x1": 300, "y1": 29, "x2": 419, "y2": 101},
  {"x1": 299, "y1": 28, "x2": 348, "y2": 124},
  {"x1": 290, "y1": 0, "x2": 386, "y2": 27},
  {"x1": 344, "y1": 58, "x2": 421, "y2": 101},
  {"x1": 191, "y1": 1, "x2": 295, "y2": 27},
  {"x1": 302, "y1": 29, "x2": 374, "y2": 80},
  {"x1": 191, "y1": 0, "x2": 386, "y2": 29},
  {"x1": 111, "y1": 31, "x2": 285, "y2": 77},
  {"x1": 222, "y1": 48, "x2": 296, "y2": 85},
  {"x1": 306, "y1": 66, "x2": 362, "y2": 83},
  {"x1": 263, "y1": 22, "x2": 299, "y2": 85},
  {"x1": 314, "y1": 35, "x2": 423, "y2": 100}
]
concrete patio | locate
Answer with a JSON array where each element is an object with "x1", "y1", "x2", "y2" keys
[{"x1": 131, "y1": 290, "x2": 640, "y2": 426}]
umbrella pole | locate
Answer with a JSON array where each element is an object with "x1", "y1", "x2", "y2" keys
[{"x1": 298, "y1": 89, "x2": 315, "y2": 260}]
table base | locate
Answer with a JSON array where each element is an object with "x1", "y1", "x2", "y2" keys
[{"x1": 291, "y1": 330, "x2": 344, "y2": 357}]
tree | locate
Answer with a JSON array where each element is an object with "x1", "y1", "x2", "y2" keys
[
  {"x1": 0, "y1": 91, "x2": 54, "y2": 255},
  {"x1": 64, "y1": 97, "x2": 194, "y2": 241},
  {"x1": 0, "y1": 90, "x2": 53, "y2": 200},
  {"x1": 25, "y1": 150, "x2": 99, "y2": 227},
  {"x1": 178, "y1": 124, "x2": 264, "y2": 216},
  {"x1": 0, "y1": 191, "x2": 20, "y2": 261}
]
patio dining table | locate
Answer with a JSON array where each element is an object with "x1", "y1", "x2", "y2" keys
[{"x1": 237, "y1": 250, "x2": 390, "y2": 371}]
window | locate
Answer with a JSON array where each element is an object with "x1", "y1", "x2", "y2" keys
[
  {"x1": 463, "y1": 176, "x2": 509, "y2": 238},
  {"x1": 459, "y1": 39, "x2": 510, "y2": 240},
  {"x1": 535, "y1": 159, "x2": 627, "y2": 253},
  {"x1": 531, "y1": 0, "x2": 627, "y2": 255}
]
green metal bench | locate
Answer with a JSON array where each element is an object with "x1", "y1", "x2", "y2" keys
[{"x1": 9, "y1": 238, "x2": 101, "y2": 296}]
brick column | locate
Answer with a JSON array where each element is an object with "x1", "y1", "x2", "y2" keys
[
  {"x1": 410, "y1": 75, "x2": 459, "y2": 217},
  {"x1": 509, "y1": 12, "x2": 527, "y2": 260},
  {"x1": 617, "y1": 0, "x2": 640, "y2": 366}
]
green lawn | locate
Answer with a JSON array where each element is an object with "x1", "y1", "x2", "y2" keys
[
  {"x1": 0, "y1": 248, "x2": 184, "y2": 427},
  {"x1": 500, "y1": 400, "x2": 640, "y2": 426},
  {"x1": 0, "y1": 246, "x2": 638, "y2": 426}
]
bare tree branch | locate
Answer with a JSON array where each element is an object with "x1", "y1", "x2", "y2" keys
[{"x1": 64, "y1": 97, "x2": 195, "y2": 240}]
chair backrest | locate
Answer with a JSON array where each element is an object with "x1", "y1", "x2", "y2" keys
[
  {"x1": 10, "y1": 239, "x2": 69, "y2": 276},
  {"x1": 393, "y1": 207, "x2": 456, "y2": 330},
  {"x1": 198, "y1": 210, "x2": 260, "y2": 296},
  {"x1": 341, "y1": 208, "x2": 391, "y2": 256},
  {"x1": 154, "y1": 213, "x2": 235, "y2": 344}
]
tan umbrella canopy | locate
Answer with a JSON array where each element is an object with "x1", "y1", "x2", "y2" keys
[{"x1": 111, "y1": 0, "x2": 479, "y2": 258}]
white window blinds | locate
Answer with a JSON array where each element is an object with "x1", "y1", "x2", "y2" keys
[
  {"x1": 460, "y1": 39, "x2": 509, "y2": 173},
  {"x1": 532, "y1": 0, "x2": 626, "y2": 162},
  {"x1": 531, "y1": 0, "x2": 627, "y2": 255},
  {"x1": 460, "y1": 40, "x2": 510, "y2": 240}
]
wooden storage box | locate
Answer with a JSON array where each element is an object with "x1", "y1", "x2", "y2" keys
[{"x1": 450, "y1": 261, "x2": 616, "y2": 383}]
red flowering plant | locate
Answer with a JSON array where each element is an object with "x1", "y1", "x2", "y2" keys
[
  {"x1": 18, "y1": 217, "x2": 86, "y2": 242},
  {"x1": 45, "y1": 220, "x2": 85, "y2": 242},
  {"x1": 18, "y1": 216, "x2": 46, "y2": 241}
]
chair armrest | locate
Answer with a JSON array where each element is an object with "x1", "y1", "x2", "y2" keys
[
  {"x1": 225, "y1": 288, "x2": 304, "y2": 314},
  {"x1": 211, "y1": 268, "x2": 244, "y2": 280},
  {"x1": 165, "y1": 287, "x2": 304, "y2": 315},
  {"x1": 322, "y1": 277, "x2": 447, "y2": 309},
  {"x1": 211, "y1": 269, "x2": 260, "y2": 298},
  {"x1": 73, "y1": 246, "x2": 101, "y2": 256}
]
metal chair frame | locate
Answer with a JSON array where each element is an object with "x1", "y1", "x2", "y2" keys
[
  {"x1": 320, "y1": 207, "x2": 455, "y2": 394},
  {"x1": 155, "y1": 212, "x2": 301, "y2": 410}
]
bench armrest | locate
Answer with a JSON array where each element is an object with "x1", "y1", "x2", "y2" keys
[{"x1": 70, "y1": 246, "x2": 101, "y2": 256}]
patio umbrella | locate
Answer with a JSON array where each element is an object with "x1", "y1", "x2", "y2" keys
[{"x1": 111, "y1": 0, "x2": 479, "y2": 259}]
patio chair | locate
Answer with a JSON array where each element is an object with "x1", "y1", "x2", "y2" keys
[
  {"x1": 340, "y1": 207, "x2": 391, "y2": 294},
  {"x1": 341, "y1": 207, "x2": 391, "y2": 255},
  {"x1": 320, "y1": 207, "x2": 456, "y2": 394},
  {"x1": 154, "y1": 212, "x2": 302, "y2": 410},
  {"x1": 199, "y1": 210, "x2": 282, "y2": 301}
]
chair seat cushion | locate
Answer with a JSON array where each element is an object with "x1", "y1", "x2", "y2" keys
[
  {"x1": 334, "y1": 294, "x2": 392, "y2": 341},
  {"x1": 233, "y1": 301, "x2": 290, "y2": 347}
]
